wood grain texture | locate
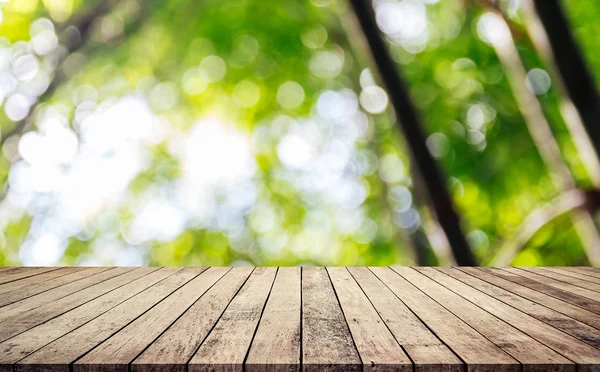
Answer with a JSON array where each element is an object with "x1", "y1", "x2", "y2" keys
[
  {"x1": 0, "y1": 267, "x2": 61, "y2": 284},
  {"x1": 0, "y1": 267, "x2": 169, "y2": 370},
  {"x1": 461, "y1": 267, "x2": 600, "y2": 330},
  {"x1": 17, "y1": 267, "x2": 207, "y2": 372},
  {"x1": 246, "y1": 267, "x2": 301, "y2": 372},
  {"x1": 0, "y1": 267, "x2": 129, "y2": 324},
  {"x1": 416, "y1": 267, "x2": 600, "y2": 372},
  {"x1": 0, "y1": 267, "x2": 106, "y2": 307},
  {"x1": 400, "y1": 267, "x2": 574, "y2": 372},
  {"x1": 69, "y1": 267, "x2": 224, "y2": 372},
  {"x1": 521, "y1": 267, "x2": 600, "y2": 291},
  {"x1": 132, "y1": 267, "x2": 253, "y2": 372},
  {"x1": 328, "y1": 267, "x2": 412, "y2": 372},
  {"x1": 0, "y1": 266, "x2": 599, "y2": 372},
  {"x1": 493, "y1": 268, "x2": 600, "y2": 314},
  {"x1": 441, "y1": 267, "x2": 600, "y2": 348},
  {"x1": 302, "y1": 267, "x2": 361, "y2": 372},
  {"x1": 188, "y1": 267, "x2": 277, "y2": 372},
  {"x1": 348, "y1": 267, "x2": 462, "y2": 372},
  {"x1": 371, "y1": 267, "x2": 519, "y2": 372}
]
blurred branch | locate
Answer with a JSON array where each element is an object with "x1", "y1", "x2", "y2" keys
[
  {"x1": 530, "y1": 0, "x2": 600, "y2": 169},
  {"x1": 476, "y1": 1, "x2": 600, "y2": 265},
  {"x1": 347, "y1": 0, "x2": 477, "y2": 265},
  {"x1": 489, "y1": 189, "x2": 591, "y2": 266}
]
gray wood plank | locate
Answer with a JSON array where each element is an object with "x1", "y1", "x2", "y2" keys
[
  {"x1": 70, "y1": 267, "x2": 223, "y2": 372},
  {"x1": 0, "y1": 267, "x2": 175, "y2": 371},
  {"x1": 188, "y1": 267, "x2": 277, "y2": 372},
  {"x1": 246, "y1": 267, "x2": 301, "y2": 372},
  {"x1": 301, "y1": 267, "x2": 361, "y2": 372},
  {"x1": 574, "y1": 267, "x2": 600, "y2": 279},
  {"x1": 348, "y1": 267, "x2": 463, "y2": 372},
  {"x1": 0, "y1": 267, "x2": 61, "y2": 284},
  {"x1": 0, "y1": 267, "x2": 84, "y2": 296},
  {"x1": 541, "y1": 267, "x2": 600, "y2": 285},
  {"x1": 0, "y1": 267, "x2": 107, "y2": 307},
  {"x1": 439, "y1": 267, "x2": 600, "y2": 348},
  {"x1": 495, "y1": 268, "x2": 600, "y2": 314},
  {"x1": 415, "y1": 267, "x2": 600, "y2": 372},
  {"x1": 522, "y1": 268, "x2": 600, "y2": 292},
  {"x1": 0, "y1": 267, "x2": 130, "y2": 323},
  {"x1": 328, "y1": 267, "x2": 412, "y2": 372},
  {"x1": 370, "y1": 267, "x2": 518, "y2": 372},
  {"x1": 398, "y1": 267, "x2": 573, "y2": 372},
  {"x1": 462, "y1": 267, "x2": 600, "y2": 330},
  {"x1": 18, "y1": 267, "x2": 211, "y2": 372},
  {"x1": 132, "y1": 267, "x2": 253, "y2": 372}
]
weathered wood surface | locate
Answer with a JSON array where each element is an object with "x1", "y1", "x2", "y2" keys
[{"x1": 0, "y1": 267, "x2": 599, "y2": 372}]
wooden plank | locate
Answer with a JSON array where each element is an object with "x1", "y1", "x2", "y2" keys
[
  {"x1": 542, "y1": 267, "x2": 600, "y2": 285},
  {"x1": 495, "y1": 268, "x2": 600, "y2": 314},
  {"x1": 0, "y1": 267, "x2": 61, "y2": 284},
  {"x1": 370, "y1": 267, "x2": 519, "y2": 372},
  {"x1": 439, "y1": 267, "x2": 600, "y2": 348},
  {"x1": 511, "y1": 267, "x2": 600, "y2": 298},
  {"x1": 18, "y1": 267, "x2": 211, "y2": 372},
  {"x1": 301, "y1": 267, "x2": 361, "y2": 372},
  {"x1": 415, "y1": 267, "x2": 600, "y2": 372},
  {"x1": 576, "y1": 267, "x2": 600, "y2": 279},
  {"x1": 246, "y1": 267, "x2": 301, "y2": 372},
  {"x1": 523, "y1": 267, "x2": 600, "y2": 291},
  {"x1": 461, "y1": 267, "x2": 600, "y2": 330},
  {"x1": 188, "y1": 267, "x2": 277, "y2": 372},
  {"x1": 327, "y1": 267, "x2": 412, "y2": 372},
  {"x1": 0, "y1": 267, "x2": 85, "y2": 296},
  {"x1": 0, "y1": 267, "x2": 173, "y2": 372},
  {"x1": 396, "y1": 267, "x2": 574, "y2": 372},
  {"x1": 70, "y1": 267, "x2": 223, "y2": 372},
  {"x1": 0, "y1": 267, "x2": 129, "y2": 322},
  {"x1": 132, "y1": 267, "x2": 253, "y2": 372},
  {"x1": 348, "y1": 267, "x2": 463, "y2": 372},
  {"x1": 561, "y1": 267, "x2": 600, "y2": 280},
  {"x1": 0, "y1": 267, "x2": 144, "y2": 342},
  {"x1": 0, "y1": 267, "x2": 107, "y2": 307}
]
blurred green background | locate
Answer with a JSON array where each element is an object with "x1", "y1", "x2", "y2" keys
[{"x1": 0, "y1": 0, "x2": 599, "y2": 267}]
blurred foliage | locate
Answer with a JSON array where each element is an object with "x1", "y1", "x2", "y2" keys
[{"x1": 0, "y1": 0, "x2": 599, "y2": 266}]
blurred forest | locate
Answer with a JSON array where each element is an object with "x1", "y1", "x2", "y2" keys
[{"x1": 0, "y1": 0, "x2": 599, "y2": 266}]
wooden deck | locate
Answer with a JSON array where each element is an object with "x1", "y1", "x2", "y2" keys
[{"x1": 0, "y1": 267, "x2": 599, "y2": 372}]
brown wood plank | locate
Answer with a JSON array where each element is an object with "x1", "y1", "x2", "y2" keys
[
  {"x1": 397, "y1": 267, "x2": 574, "y2": 372},
  {"x1": 576, "y1": 267, "x2": 600, "y2": 279},
  {"x1": 523, "y1": 267, "x2": 600, "y2": 291},
  {"x1": 561, "y1": 267, "x2": 600, "y2": 280},
  {"x1": 0, "y1": 267, "x2": 129, "y2": 322},
  {"x1": 18, "y1": 267, "x2": 211, "y2": 372},
  {"x1": 348, "y1": 267, "x2": 463, "y2": 372},
  {"x1": 512, "y1": 267, "x2": 600, "y2": 298},
  {"x1": 0, "y1": 267, "x2": 85, "y2": 296},
  {"x1": 0, "y1": 267, "x2": 61, "y2": 284},
  {"x1": 439, "y1": 267, "x2": 600, "y2": 348},
  {"x1": 0, "y1": 267, "x2": 16, "y2": 273},
  {"x1": 301, "y1": 267, "x2": 361, "y2": 372},
  {"x1": 327, "y1": 267, "x2": 412, "y2": 372},
  {"x1": 461, "y1": 267, "x2": 600, "y2": 330},
  {"x1": 0, "y1": 267, "x2": 174, "y2": 372},
  {"x1": 542, "y1": 267, "x2": 600, "y2": 285},
  {"x1": 415, "y1": 267, "x2": 600, "y2": 372},
  {"x1": 188, "y1": 267, "x2": 277, "y2": 372},
  {"x1": 370, "y1": 267, "x2": 519, "y2": 372},
  {"x1": 70, "y1": 267, "x2": 223, "y2": 372},
  {"x1": 495, "y1": 268, "x2": 600, "y2": 314},
  {"x1": 0, "y1": 267, "x2": 108, "y2": 307},
  {"x1": 132, "y1": 267, "x2": 253, "y2": 372},
  {"x1": 246, "y1": 267, "x2": 301, "y2": 372}
]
